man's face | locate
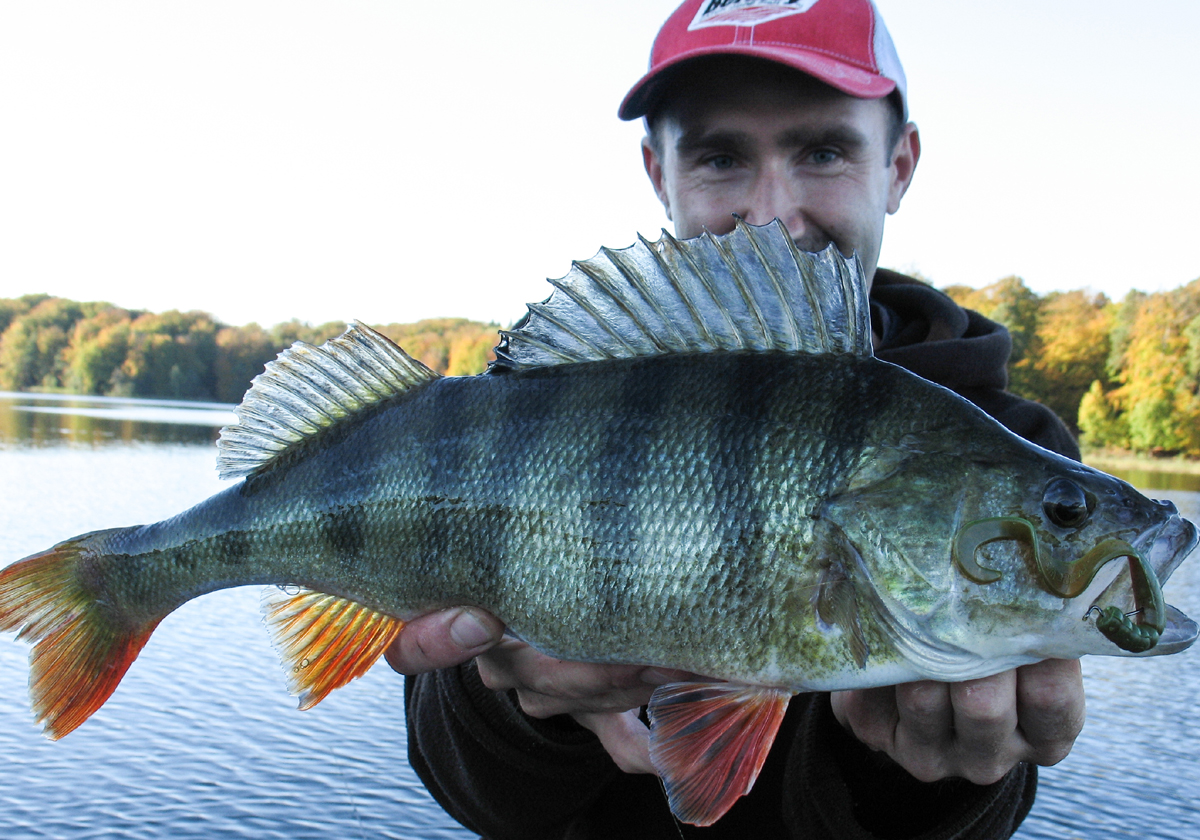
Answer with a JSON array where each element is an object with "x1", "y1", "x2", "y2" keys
[{"x1": 642, "y1": 69, "x2": 919, "y2": 287}]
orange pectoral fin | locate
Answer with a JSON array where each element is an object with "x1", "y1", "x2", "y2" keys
[
  {"x1": 261, "y1": 588, "x2": 405, "y2": 710},
  {"x1": 647, "y1": 681, "x2": 793, "y2": 827}
]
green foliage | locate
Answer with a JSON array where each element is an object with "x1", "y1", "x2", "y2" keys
[
  {"x1": 115, "y1": 311, "x2": 220, "y2": 400},
  {"x1": 945, "y1": 276, "x2": 1043, "y2": 397},
  {"x1": 942, "y1": 277, "x2": 1200, "y2": 455},
  {"x1": 1105, "y1": 290, "x2": 1147, "y2": 381},
  {"x1": 1103, "y1": 282, "x2": 1200, "y2": 455},
  {"x1": 0, "y1": 294, "x2": 48, "y2": 338},
  {"x1": 0, "y1": 297, "x2": 109, "y2": 391},
  {"x1": 1078, "y1": 380, "x2": 1128, "y2": 450},
  {"x1": 7, "y1": 273, "x2": 1200, "y2": 460},
  {"x1": 0, "y1": 296, "x2": 500, "y2": 404},
  {"x1": 64, "y1": 307, "x2": 138, "y2": 395},
  {"x1": 214, "y1": 324, "x2": 276, "y2": 404}
]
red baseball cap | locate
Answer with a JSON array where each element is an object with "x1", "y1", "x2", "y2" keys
[{"x1": 619, "y1": 0, "x2": 907, "y2": 121}]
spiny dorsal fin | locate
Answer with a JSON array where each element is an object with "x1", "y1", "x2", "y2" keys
[
  {"x1": 491, "y1": 218, "x2": 872, "y2": 371},
  {"x1": 217, "y1": 322, "x2": 439, "y2": 480}
]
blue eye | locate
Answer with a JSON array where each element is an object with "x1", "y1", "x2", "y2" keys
[
  {"x1": 708, "y1": 155, "x2": 735, "y2": 170},
  {"x1": 810, "y1": 149, "x2": 839, "y2": 165}
]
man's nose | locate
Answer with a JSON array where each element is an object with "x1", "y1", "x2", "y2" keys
[{"x1": 738, "y1": 172, "x2": 804, "y2": 235}]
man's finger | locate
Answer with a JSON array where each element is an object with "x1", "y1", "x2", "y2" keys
[
  {"x1": 830, "y1": 686, "x2": 900, "y2": 754},
  {"x1": 946, "y1": 670, "x2": 1020, "y2": 784},
  {"x1": 478, "y1": 642, "x2": 644, "y2": 694},
  {"x1": 895, "y1": 680, "x2": 954, "y2": 745},
  {"x1": 1015, "y1": 659, "x2": 1085, "y2": 765},
  {"x1": 478, "y1": 644, "x2": 681, "y2": 718},
  {"x1": 892, "y1": 681, "x2": 954, "y2": 782},
  {"x1": 573, "y1": 710, "x2": 656, "y2": 775},
  {"x1": 383, "y1": 607, "x2": 505, "y2": 675}
]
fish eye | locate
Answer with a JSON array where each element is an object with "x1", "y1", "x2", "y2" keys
[{"x1": 1042, "y1": 478, "x2": 1091, "y2": 528}]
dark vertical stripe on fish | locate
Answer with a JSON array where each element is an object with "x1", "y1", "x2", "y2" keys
[
  {"x1": 215, "y1": 529, "x2": 253, "y2": 567},
  {"x1": 322, "y1": 505, "x2": 366, "y2": 562},
  {"x1": 709, "y1": 353, "x2": 786, "y2": 597},
  {"x1": 434, "y1": 373, "x2": 562, "y2": 604},
  {"x1": 584, "y1": 360, "x2": 671, "y2": 619}
]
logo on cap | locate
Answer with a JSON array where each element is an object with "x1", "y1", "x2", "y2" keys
[{"x1": 688, "y1": 0, "x2": 820, "y2": 30}]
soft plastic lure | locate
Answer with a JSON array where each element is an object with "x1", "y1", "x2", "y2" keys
[{"x1": 953, "y1": 517, "x2": 1164, "y2": 653}]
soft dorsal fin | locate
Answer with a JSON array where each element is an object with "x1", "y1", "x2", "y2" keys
[
  {"x1": 491, "y1": 218, "x2": 872, "y2": 371},
  {"x1": 217, "y1": 322, "x2": 439, "y2": 479}
]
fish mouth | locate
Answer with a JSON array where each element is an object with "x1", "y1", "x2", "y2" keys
[{"x1": 1090, "y1": 508, "x2": 1199, "y2": 656}]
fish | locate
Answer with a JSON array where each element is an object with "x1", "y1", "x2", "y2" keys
[{"x1": 0, "y1": 219, "x2": 1195, "y2": 827}]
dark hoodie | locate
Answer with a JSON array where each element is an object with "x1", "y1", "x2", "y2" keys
[
  {"x1": 872, "y1": 270, "x2": 1079, "y2": 461},
  {"x1": 404, "y1": 272, "x2": 1078, "y2": 840}
]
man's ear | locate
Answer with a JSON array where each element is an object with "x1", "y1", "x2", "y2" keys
[
  {"x1": 641, "y1": 136, "x2": 672, "y2": 221},
  {"x1": 887, "y1": 123, "x2": 921, "y2": 215}
]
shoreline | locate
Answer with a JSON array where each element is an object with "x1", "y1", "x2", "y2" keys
[{"x1": 1082, "y1": 449, "x2": 1200, "y2": 476}]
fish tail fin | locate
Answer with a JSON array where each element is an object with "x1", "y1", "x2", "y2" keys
[{"x1": 0, "y1": 534, "x2": 160, "y2": 739}]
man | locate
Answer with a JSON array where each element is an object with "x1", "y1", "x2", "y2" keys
[{"x1": 389, "y1": 2, "x2": 1086, "y2": 837}]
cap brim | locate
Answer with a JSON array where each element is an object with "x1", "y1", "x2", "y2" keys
[{"x1": 618, "y1": 46, "x2": 897, "y2": 121}]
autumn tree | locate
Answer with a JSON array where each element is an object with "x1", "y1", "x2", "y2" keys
[
  {"x1": 268, "y1": 319, "x2": 347, "y2": 349},
  {"x1": 1024, "y1": 290, "x2": 1112, "y2": 435},
  {"x1": 377, "y1": 318, "x2": 499, "y2": 375},
  {"x1": 0, "y1": 294, "x2": 47, "y2": 337},
  {"x1": 1095, "y1": 282, "x2": 1200, "y2": 455},
  {"x1": 446, "y1": 328, "x2": 498, "y2": 375},
  {"x1": 118, "y1": 311, "x2": 220, "y2": 399},
  {"x1": 214, "y1": 324, "x2": 278, "y2": 403},
  {"x1": 0, "y1": 297, "x2": 105, "y2": 391},
  {"x1": 63, "y1": 307, "x2": 138, "y2": 395}
]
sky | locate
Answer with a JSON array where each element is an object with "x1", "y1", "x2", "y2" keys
[{"x1": 1, "y1": 1, "x2": 1197, "y2": 330}]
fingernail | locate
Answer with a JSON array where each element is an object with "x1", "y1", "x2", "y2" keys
[{"x1": 449, "y1": 610, "x2": 494, "y2": 649}]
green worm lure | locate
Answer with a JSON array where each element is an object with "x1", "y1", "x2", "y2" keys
[{"x1": 953, "y1": 517, "x2": 1165, "y2": 653}]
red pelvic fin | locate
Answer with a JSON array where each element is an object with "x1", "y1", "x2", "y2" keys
[
  {"x1": 647, "y1": 681, "x2": 793, "y2": 827},
  {"x1": 261, "y1": 588, "x2": 405, "y2": 710},
  {"x1": 0, "y1": 538, "x2": 159, "y2": 739}
]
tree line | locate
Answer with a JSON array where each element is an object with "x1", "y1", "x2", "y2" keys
[
  {"x1": 4, "y1": 277, "x2": 1200, "y2": 458},
  {"x1": 0, "y1": 294, "x2": 499, "y2": 405},
  {"x1": 944, "y1": 276, "x2": 1200, "y2": 457}
]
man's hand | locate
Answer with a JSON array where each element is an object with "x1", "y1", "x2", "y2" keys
[
  {"x1": 383, "y1": 607, "x2": 506, "y2": 674},
  {"x1": 476, "y1": 637, "x2": 693, "y2": 775},
  {"x1": 831, "y1": 659, "x2": 1085, "y2": 785},
  {"x1": 381, "y1": 607, "x2": 684, "y2": 775}
]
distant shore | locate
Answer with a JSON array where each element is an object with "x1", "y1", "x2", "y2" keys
[{"x1": 1082, "y1": 448, "x2": 1200, "y2": 476}]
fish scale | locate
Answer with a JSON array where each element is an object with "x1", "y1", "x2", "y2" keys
[{"x1": 0, "y1": 220, "x2": 1194, "y2": 829}]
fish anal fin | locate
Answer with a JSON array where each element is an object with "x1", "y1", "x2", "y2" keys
[
  {"x1": 647, "y1": 681, "x2": 792, "y2": 827},
  {"x1": 262, "y1": 588, "x2": 405, "y2": 710},
  {"x1": 0, "y1": 534, "x2": 160, "y2": 739}
]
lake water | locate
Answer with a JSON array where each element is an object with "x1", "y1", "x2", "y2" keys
[{"x1": 0, "y1": 391, "x2": 1197, "y2": 840}]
